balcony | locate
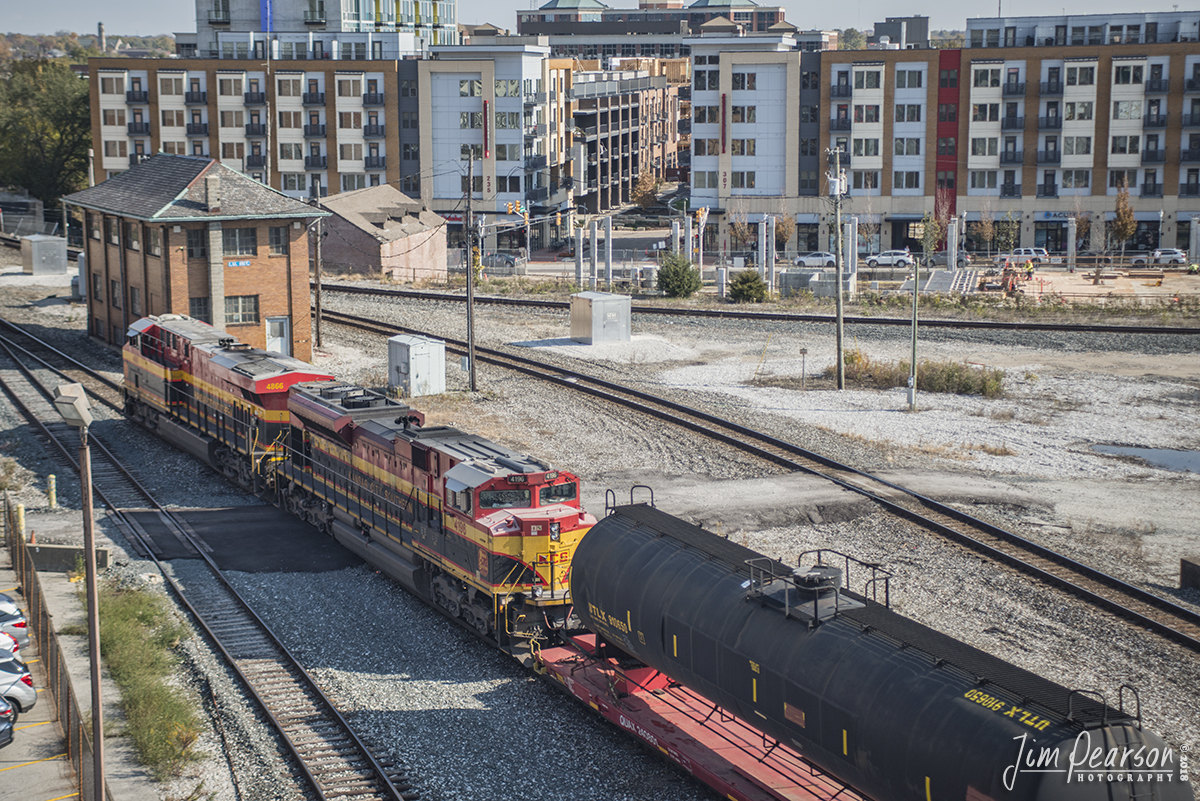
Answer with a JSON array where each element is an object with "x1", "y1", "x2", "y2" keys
[
  {"x1": 1000, "y1": 116, "x2": 1025, "y2": 130},
  {"x1": 208, "y1": 10, "x2": 230, "y2": 23},
  {"x1": 578, "y1": 125, "x2": 597, "y2": 138},
  {"x1": 302, "y1": 92, "x2": 325, "y2": 105},
  {"x1": 830, "y1": 84, "x2": 852, "y2": 98},
  {"x1": 1000, "y1": 183, "x2": 1020, "y2": 197},
  {"x1": 525, "y1": 123, "x2": 548, "y2": 138},
  {"x1": 999, "y1": 150, "x2": 1024, "y2": 164},
  {"x1": 1143, "y1": 114, "x2": 1168, "y2": 128},
  {"x1": 1180, "y1": 183, "x2": 1200, "y2": 197},
  {"x1": 1145, "y1": 78, "x2": 1170, "y2": 93},
  {"x1": 1039, "y1": 81, "x2": 1063, "y2": 95},
  {"x1": 1038, "y1": 116, "x2": 1062, "y2": 129},
  {"x1": 244, "y1": 92, "x2": 266, "y2": 105},
  {"x1": 525, "y1": 155, "x2": 547, "y2": 171},
  {"x1": 1002, "y1": 82, "x2": 1026, "y2": 96},
  {"x1": 127, "y1": 121, "x2": 151, "y2": 135},
  {"x1": 1184, "y1": 112, "x2": 1200, "y2": 128},
  {"x1": 1189, "y1": 79, "x2": 1200, "y2": 92},
  {"x1": 304, "y1": 9, "x2": 326, "y2": 23},
  {"x1": 1141, "y1": 182, "x2": 1162, "y2": 197},
  {"x1": 364, "y1": 155, "x2": 386, "y2": 169},
  {"x1": 185, "y1": 91, "x2": 207, "y2": 104},
  {"x1": 363, "y1": 124, "x2": 385, "y2": 137},
  {"x1": 126, "y1": 90, "x2": 149, "y2": 104},
  {"x1": 526, "y1": 187, "x2": 550, "y2": 203},
  {"x1": 305, "y1": 155, "x2": 327, "y2": 169},
  {"x1": 523, "y1": 92, "x2": 547, "y2": 105},
  {"x1": 186, "y1": 122, "x2": 209, "y2": 135},
  {"x1": 362, "y1": 92, "x2": 385, "y2": 106},
  {"x1": 1037, "y1": 150, "x2": 1061, "y2": 164},
  {"x1": 304, "y1": 124, "x2": 327, "y2": 137},
  {"x1": 1141, "y1": 149, "x2": 1166, "y2": 164},
  {"x1": 128, "y1": 153, "x2": 149, "y2": 166},
  {"x1": 242, "y1": 122, "x2": 265, "y2": 136},
  {"x1": 1182, "y1": 149, "x2": 1200, "y2": 163},
  {"x1": 1036, "y1": 183, "x2": 1058, "y2": 197},
  {"x1": 245, "y1": 154, "x2": 266, "y2": 168},
  {"x1": 830, "y1": 117, "x2": 851, "y2": 131}
]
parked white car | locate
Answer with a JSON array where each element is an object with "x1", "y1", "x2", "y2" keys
[
  {"x1": 998, "y1": 247, "x2": 1049, "y2": 264},
  {"x1": 793, "y1": 251, "x2": 837, "y2": 267},
  {"x1": 866, "y1": 250, "x2": 914, "y2": 267},
  {"x1": 1132, "y1": 249, "x2": 1187, "y2": 265},
  {"x1": 0, "y1": 653, "x2": 35, "y2": 724}
]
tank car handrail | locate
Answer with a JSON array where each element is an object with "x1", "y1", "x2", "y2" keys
[
  {"x1": 798, "y1": 548, "x2": 894, "y2": 607},
  {"x1": 604, "y1": 489, "x2": 617, "y2": 516},
  {"x1": 1067, "y1": 688, "x2": 1109, "y2": 725},
  {"x1": 1118, "y1": 684, "x2": 1143, "y2": 729}
]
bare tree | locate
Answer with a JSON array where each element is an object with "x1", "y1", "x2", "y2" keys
[
  {"x1": 977, "y1": 196, "x2": 996, "y2": 257},
  {"x1": 728, "y1": 198, "x2": 752, "y2": 249},
  {"x1": 853, "y1": 194, "x2": 880, "y2": 256},
  {"x1": 1070, "y1": 194, "x2": 1092, "y2": 251},
  {"x1": 1110, "y1": 181, "x2": 1137, "y2": 273},
  {"x1": 995, "y1": 209, "x2": 1020, "y2": 256},
  {"x1": 773, "y1": 197, "x2": 796, "y2": 254}
]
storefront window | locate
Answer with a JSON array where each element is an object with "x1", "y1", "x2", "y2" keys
[{"x1": 1034, "y1": 221, "x2": 1066, "y2": 252}]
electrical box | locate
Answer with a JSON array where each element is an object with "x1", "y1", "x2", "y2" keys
[
  {"x1": 570, "y1": 291, "x2": 631, "y2": 344},
  {"x1": 388, "y1": 334, "x2": 446, "y2": 398},
  {"x1": 21, "y1": 234, "x2": 67, "y2": 275}
]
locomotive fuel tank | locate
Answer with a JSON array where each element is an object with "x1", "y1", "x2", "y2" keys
[{"x1": 571, "y1": 505, "x2": 1192, "y2": 801}]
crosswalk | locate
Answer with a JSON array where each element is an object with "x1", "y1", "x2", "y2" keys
[{"x1": 897, "y1": 268, "x2": 981, "y2": 294}]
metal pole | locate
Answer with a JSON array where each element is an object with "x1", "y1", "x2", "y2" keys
[
  {"x1": 466, "y1": 159, "x2": 477, "y2": 392},
  {"x1": 604, "y1": 215, "x2": 613, "y2": 288},
  {"x1": 909, "y1": 255, "x2": 919, "y2": 411},
  {"x1": 313, "y1": 202, "x2": 322, "y2": 349},
  {"x1": 80, "y1": 426, "x2": 104, "y2": 801},
  {"x1": 832, "y1": 148, "x2": 845, "y2": 390}
]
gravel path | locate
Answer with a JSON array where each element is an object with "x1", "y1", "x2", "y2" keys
[{"x1": 0, "y1": 260, "x2": 1197, "y2": 798}]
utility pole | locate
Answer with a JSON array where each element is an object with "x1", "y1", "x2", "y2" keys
[
  {"x1": 466, "y1": 158, "x2": 477, "y2": 392},
  {"x1": 828, "y1": 147, "x2": 846, "y2": 390},
  {"x1": 909, "y1": 253, "x2": 919, "y2": 411},
  {"x1": 313, "y1": 195, "x2": 323, "y2": 349}
]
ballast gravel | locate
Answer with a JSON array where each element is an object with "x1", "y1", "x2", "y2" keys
[{"x1": 0, "y1": 262, "x2": 1197, "y2": 798}]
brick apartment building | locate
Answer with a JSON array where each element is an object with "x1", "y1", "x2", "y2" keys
[{"x1": 63, "y1": 154, "x2": 327, "y2": 359}]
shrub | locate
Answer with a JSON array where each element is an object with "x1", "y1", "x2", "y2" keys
[
  {"x1": 657, "y1": 253, "x2": 702, "y2": 298},
  {"x1": 729, "y1": 269, "x2": 768, "y2": 303},
  {"x1": 823, "y1": 347, "x2": 1005, "y2": 397}
]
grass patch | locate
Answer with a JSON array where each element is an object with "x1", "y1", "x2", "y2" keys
[
  {"x1": 96, "y1": 581, "x2": 201, "y2": 779},
  {"x1": 817, "y1": 347, "x2": 1006, "y2": 398}
]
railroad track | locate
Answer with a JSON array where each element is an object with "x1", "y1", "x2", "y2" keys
[
  {"x1": 315, "y1": 282, "x2": 1200, "y2": 335},
  {"x1": 321, "y1": 307, "x2": 1200, "y2": 655},
  {"x1": 0, "y1": 329, "x2": 418, "y2": 801}
]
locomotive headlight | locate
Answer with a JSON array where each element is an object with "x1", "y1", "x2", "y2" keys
[
  {"x1": 550, "y1": 522, "x2": 561, "y2": 541},
  {"x1": 532, "y1": 586, "x2": 544, "y2": 598}
]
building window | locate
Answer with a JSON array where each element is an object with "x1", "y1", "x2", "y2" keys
[
  {"x1": 339, "y1": 143, "x2": 364, "y2": 161},
  {"x1": 972, "y1": 103, "x2": 999, "y2": 122},
  {"x1": 939, "y1": 69, "x2": 958, "y2": 88},
  {"x1": 1112, "y1": 101, "x2": 1143, "y2": 121},
  {"x1": 854, "y1": 105, "x2": 880, "y2": 123},
  {"x1": 971, "y1": 138, "x2": 998, "y2": 156},
  {"x1": 1111, "y1": 135, "x2": 1140, "y2": 155},
  {"x1": 458, "y1": 79, "x2": 483, "y2": 97},
  {"x1": 800, "y1": 105, "x2": 817, "y2": 123},
  {"x1": 110, "y1": 279, "x2": 122, "y2": 308},
  {"x1": 102, "y1": 109, "x2": 126, "y2": 127},
  {"x1": 100, "y1": 76, "x2": 124, "y2": 94},
  {"x1": 104, "y1": 140, "x2": 128, "y2": 158},
  {"x1": 337, "y1": 78, "x2": 362, "y2": 96},
  {"x1": 938, "y1": 104, "x2": 957, "y2": 123},
  {"x1": 88, "y1": 215, "x2": 101, "y2": 240},
  {"x1": 339, "y1": 112, "x2": 362, "y2": 129},
  {"x1": 460, "y1": 175, "x2": 484, "y2": 193},
  {"x1": 280, "y1": 143, "x2": 303, "y2": 160},
  {"x1": 730, "y1": 139, "x2": 756, "y2": 156},
  {"x1": 222, "y1": 228, "x2": 257, "y2": 256},
  {"x1": 459, "y1": 112, "x2": 483, "y2": 129},
  {"x1": 1109, "y1": 169, "x2": 1137, "y2": 188},
  {"x1": 106, "y1": 218, "x2": 120, "y2": 245},
  {"x1": 1063, "y1": 136, "x2": 1091, "y2": 156},
  {"x1": 893, "y1": 171, "x2": 920, "y2": 189},
  {"x1": 851, "y1": 171, "x2": 879, "y2": 189},
  {"x1": 403, "y1": 143, "x2": 419, "y2": 160},
  {"x1": 730, "y1": 171, "x2": 756, "y2": 189},
  {"x1": 800, "y1": 138, "x2": 819, "y2": 155},
  {"x1": 1114, "y1": 65, "x2": 1143, "y2": 85},
  {"x1": 853, "y1": 70, "x2": 880, "y2": 89},
  {"x1": 399, "y1": 80, "x2": 417, "y2": 97},
  {"x1": 341, "y1": 174, "x2": 367, "y2": 191},
  {"x1": 730, "y1": 106, "x2": 756, "y2": 123},
  {"x1": 894, "y1": 138, "x2": 920, "y2": 155},
  {"x1": 220, "y1": 110, "x2": 244, "y2": 128},
  {"x1": 693, "y1": 171, "x2": 718, "y2": 189},
  {"x1": 1066, "y1": 66, "x2": 1095, "y2": 86},
  {"x1": 401, "y1": 111, "x2": 417, "y2": 128},
  {"x1": 222, "y1": 142, "x2": 245, "y2": 159},
  {"x1": 974, "y1": 68, "x2": 1000, "y2": 88},
  {"x1": 160, "y1": 77, "x2": 182, "y2": 95},
  {"x1": 1064, "y1": 102, "x2": 1093, "y2": 121},
  {"x1": 218, "y1": 77, "x2": 243, "y2": 96},
  {"x1": 92, "y1": 273, "x2": 103, "y2": 302},
  {"x1": 937, "y1": 137, "x2": 957, "y2": 156},
  {"x1": 124, "y1": 222, "x2": 141, "y2": 251},
  {"x1": 281, "y1": 173, "x2": 306, "y2": 191},
  {"x1": 1062, "y1": 169, "x2": 1090, "y2": 188},
  {"x1": 148, "y1": 228, "x2": 161, "y2": 256},
  {"x1": 799, "y1": 171, "x2": 818, "y2": 191},
  {"x1": 402, "y1": 174, "x2": 420, "y2": 193},
  {"x1": 895, "y1": 104, "x2": 921, "y2": 122},
  {"x1": 269, "y1": 227, "x2": 289, "y2": 255},
  {"x1": 189, "y1": 297, "x2": 212, "y2": 323},
  {"x1": 896, "y1": 70, "x2": 922, "y2": 88},
  {"x1": 129, "y1": 286, "x2": 142, "y2": 316},
  {"x1": 731, "y1": 72, "x2": 756, "y2": 91},
  {"x1": 937, "y1": 170, "x2": 956, "y2": 190},
  {"x1": 970, "y1": 171, "x2": 998, "y2": 189},
  {"x1": 852, "y1": 138, "x2": 880, "y2": 156},
  {"x1": 225, "y1": 295, "x2": 260, "y2": 325}
]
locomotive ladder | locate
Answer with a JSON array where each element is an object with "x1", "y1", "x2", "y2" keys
[{"x1": 0, "y1": 328, "x2": 418, "y2": 801}]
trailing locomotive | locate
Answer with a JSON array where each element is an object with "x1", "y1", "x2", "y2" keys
[
  {"x1": 571, "y1": 504, "x2": 1193, "y2": 801},
  {"x1": 123, "y1": 315, "x2": 594, "y2": 654}
]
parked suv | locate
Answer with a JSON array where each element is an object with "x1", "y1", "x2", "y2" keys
[
  {"x1": 1001, "y1": 247, "x2": 1049, "y2": 264},
  {"x1": 1132, "y1": 249, "x2": 1187, "y2": 265},
  {"x1": 793, "y1": 251, "x2": 837, "y2": 267},
  {"x1": 866, "y1": 250, "x2": 914, "y2": 267}
]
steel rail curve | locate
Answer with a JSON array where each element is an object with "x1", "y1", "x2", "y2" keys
[
  {"x1": 313, "y1": 282, "x2": 1200, "y2": 335},
  {"x1": 0, "y1": 329, "x2": 416, "y2": 801},
  {"x1": 320, "y1": 308, "x2": 1200, "y2": 655}
]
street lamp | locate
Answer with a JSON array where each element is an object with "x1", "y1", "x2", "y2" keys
[{"x1": 53, "y1": 383, "x2": 104, "y2": 801}]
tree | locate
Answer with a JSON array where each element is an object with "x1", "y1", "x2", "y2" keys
[
  {"x1": 919, "y1": 210, "x2": 946, "y2": 264},
  {"x1": 977, "y1": 199, "x2": 996, "y2": 257},
  {"x1": 774, "y1": 211, "x2": 795, "y2": 254},
  {"x1": 729, "y1": 269, "x2": 768, "y2": 303},
  {"x1": 727, "y1": 199, "x2": 752, "y2": 250},
  {"x1": 839, "y1": 28, "x2": 866, "y2": 50},
  {"x1": 632, "y1": 170, "x2": 658, "y2": 209},
  {"x1": 0, "y1": 60, "x2": 91, "y2": 206},
  {"x1": 995, "y1": 209, "x2": 1020, "y2": 256},
  {"x1": 657, "y1": 252, "x2": 701, "y2": 298},
  {"x1": 1110, "y1": 181, "x2": 1137, "y2": 272}
]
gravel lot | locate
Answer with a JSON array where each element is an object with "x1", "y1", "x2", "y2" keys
[{"x1": 0, "y1": 258, "x2": 1197, "y2": 798}]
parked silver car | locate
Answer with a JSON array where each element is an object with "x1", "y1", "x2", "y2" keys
[
  {"x1": 0, "y1": 594, "x2": 29, "y2": 650},
  {"x1": 866, "y1": 250, "x2": 914, "y2": 267},
  {"x1": 793, "y1": 251, "x2": 837, "y2": 267},
  {"x1": 0, "y1": 652, "x2": 36, "y2": 723},
  {"x1": 1132, "y1": 248, "x2": 1187, "y2": 265},
  {"x1": 0, "y1": 696, "x2": 13, "y2": 749}
]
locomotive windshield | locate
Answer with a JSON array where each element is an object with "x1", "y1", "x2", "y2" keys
[
  {"x1": 539, "y1": 482, "x2": 577, "y2": 504},
  {"x1": 479, "y1": 488, "x2": 531, "y2": 509}
]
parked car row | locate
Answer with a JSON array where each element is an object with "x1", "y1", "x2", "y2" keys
[{"x1": 0, "y1": 592, "x2": 35, "y2": 739}]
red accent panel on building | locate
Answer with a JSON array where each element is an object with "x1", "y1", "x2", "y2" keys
[
  {"x1": 721, "y1": 92, "x2": 727, "y2": 154},
  {"x1": 936, "y1": 49, "x2": 962, "y2": 218}
]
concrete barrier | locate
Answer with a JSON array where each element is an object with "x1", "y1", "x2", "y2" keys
[
  {"x1": 1182, "y1": 556, "x2": 1200, "y2": 591},
  {"x1": 27, "y1": 542, "x2": 110, "y2": 573}
]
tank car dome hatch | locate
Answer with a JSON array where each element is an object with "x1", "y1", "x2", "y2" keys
[{"x1": 795, "y1": 564, "x2": 841, "y2": 591}]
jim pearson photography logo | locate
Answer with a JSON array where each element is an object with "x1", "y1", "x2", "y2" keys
[{"x1": 1003, "y1": 732, "x2": 1190, "y2": 790}]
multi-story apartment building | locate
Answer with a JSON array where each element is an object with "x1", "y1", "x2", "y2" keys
[
  {"x1": 91, "y1": 58, "x2": 425, "y2": 201},
  {"x1": 572, "y1": 69, "x2": 679, "y2": 212},
  {"x1": 177, "y1": 0, "x2": 457, "y2": 59},
  {"x1": 687, "y1": 22, "x2": 1200, "y2": 257}
]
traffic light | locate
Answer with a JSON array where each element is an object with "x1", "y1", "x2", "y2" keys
[
  {"x1": 555, "y1": 212, "x2": 562, "y2": 226},
  {"x1": 523, "y1": 210, "x2": 530, "y2": 223},
  {"x1": 506, "y1": 202, "x2": 513, "y2": 214}
]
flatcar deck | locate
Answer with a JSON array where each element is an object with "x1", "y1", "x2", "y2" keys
[{"x1": 537, "y1": 634, "x2": 868, "y2": 801}]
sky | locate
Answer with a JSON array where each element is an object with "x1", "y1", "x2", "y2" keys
[{"x1": 1, "y1": 0, "x2": 1188, "y2": 37}]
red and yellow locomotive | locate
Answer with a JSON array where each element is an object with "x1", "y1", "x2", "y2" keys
[{"x1": 123, "y1": 315, "x2": 594, "y2": 654}]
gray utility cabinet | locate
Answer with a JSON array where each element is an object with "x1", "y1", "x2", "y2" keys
[
  {"x1": 22, "y1": 234, "x2": 67, "y2": 275},
  {"x1": 388, "y1": 334, "x2": 446, "y2": 398},
  {"x1": 570, "y1": 291, "x2": 631, "y2": 344}
]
